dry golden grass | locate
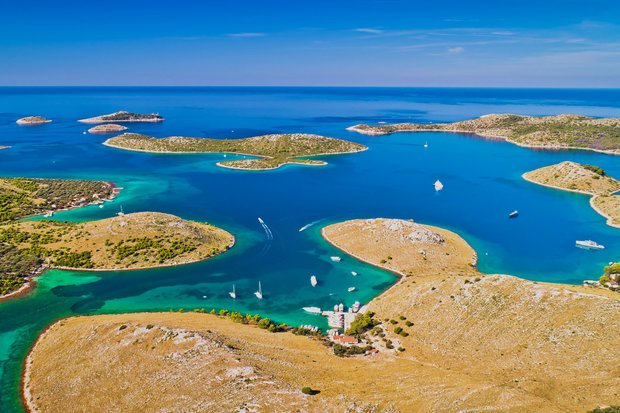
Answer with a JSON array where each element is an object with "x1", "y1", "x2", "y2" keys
[
  {"x1": 523, "y1": 161, "x2": 620, "y2": 227},
  {"x1": 24, "y1": 218, "x2": 620, "y2": 412},
  {"x1": 523, "y1": 161, "x2": 620, "y2": 196},
  {"x1": 591, "y1": 194, "x2": 620, "y2": 228},
  {"x1": 4, "y1": 212, "x2": 234, "y2": 271}
]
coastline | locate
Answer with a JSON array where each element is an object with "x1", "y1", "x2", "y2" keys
[
  {"x1": 321, "y1": 222, "x2": 479, "y2": 302},
  {"x1": 0, "y1": 224, "x2": 234, "y2": 302},
  {"x1": 0, "y1": 279, "x2": 36, "y2": 303},
  {"x1": 79, "y1": 117, "x2": 164, "y2": 124},
  {"x1": 522, "y1": 172, "x2": 620, "y2": 228},
  {"x1": 347, "y1": 126, "x2": 620, "y2": 156},
  {"x1": 103, "y1": 140, "x2": 368, "y2": 170}
]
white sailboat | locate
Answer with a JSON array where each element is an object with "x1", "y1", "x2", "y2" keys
[
  {"x1": 254, "y1": 281, "x2": 263, "y2": 300},
  {"x1": 434, "y1": 180, "x2": 444, "y2": 192},
  {"x1": 229, "y1": 284, "x2": 236, "y2": 299},
  {"x1": 310, "y1": 275, "x2": 318, "y2": 287}
]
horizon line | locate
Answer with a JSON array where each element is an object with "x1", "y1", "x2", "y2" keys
[{"x1": 1, "y1": 85, "x2": 620, "y2": 90}]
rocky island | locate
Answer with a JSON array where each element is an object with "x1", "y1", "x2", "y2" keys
[
  {"x1": 103, "y1": 132, "x2": 367, "y2": 170},
  {"x1": 87, "y1": 124, "x2": 128, "y2": 134},
  {"x1": 22, "y1": 218, "x2": 620, "y2": 412},
  {"x1": 1, "y1": 212, "x2": 233, "y2": 300},
  {"x1": 523, "y1": 161, "x2": 620, "y2": 227},
  {"x1": 16, "y1": 116, "x2": 52, "y2": 125},
  {"x1": 348, "y1": 114, "x2": 620, "y2": 154},
  {"x1": 79, "y1": 111, "x2": 164, "y2": 124}
]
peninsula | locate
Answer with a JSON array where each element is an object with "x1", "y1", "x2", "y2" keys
[
  {"x1": 523, "y1": 161, "x2": 620, "y2": 227},
  {"x1": 16, "y1": 116, "x2": 52, "y2": 125},
  {"x1": 103, "y1": 133, "x2": 367, "y2": 170},
  {"x1": 0, "y1": 212, "x2": 233, "y2": 300},
  {"x1": 79, "y1": 111, "x2": 164, "y2": 124},
  {"x1": 348, "y1": 114, "x2": 620, "y2": 154},
  {"x1": 23, "y1": 218, "x2": 620, "y2": 412},
  {"x1": 87, "y1": 124, "x2": 128, "y2": 134},
  {"x1": 0, "y1": 177, "x2": 117, "y2": 223}
]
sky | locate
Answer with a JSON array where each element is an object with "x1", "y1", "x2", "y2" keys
[{"x1": 1, "y1": 0, "x2": 619, "y2": 87}]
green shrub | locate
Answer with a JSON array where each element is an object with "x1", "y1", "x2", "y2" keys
[
  {"x1": 346, "y1": 312, "x2": 379, "y2": 336},
  {"x1": 301, "y1": 387, "x2": 320, "y2": 396},
  {"x1": 583, "y1": 164, "x2": 606, "y2": 176}
]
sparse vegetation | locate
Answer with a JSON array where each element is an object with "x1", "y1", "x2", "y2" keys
[
  {"x1": 104, "y1": 133, "x2": 366, "y2": 170},
  {"x1": 0, "y1": 177, "x2": 115, "y2": 223},
  {"x1": 349, "y1": 114, "x2": 620, "y2": 153}
]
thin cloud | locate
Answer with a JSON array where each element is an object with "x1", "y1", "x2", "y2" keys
[
  {"x1": 354, "y1": 28, "x2": 384, "y2": 34},
  {"x1": 226, "y1": 33, "x2": 265, "y2": 38},
  {"x1": 447, "y1": 47, "x2": 464, "y2": 54}
]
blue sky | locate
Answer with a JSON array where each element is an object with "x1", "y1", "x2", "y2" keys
[{"x1": 1, "y1": 0, "x2": 619, "y2": 87}]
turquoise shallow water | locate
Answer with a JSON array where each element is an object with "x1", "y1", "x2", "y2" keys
[{"x1": 0, "y1": 87, "x2": 619, "y2": 411}]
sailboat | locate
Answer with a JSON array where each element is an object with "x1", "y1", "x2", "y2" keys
[
  {"x1": 434, "y1": 180, "x2": 444, "y2": 192},
  {"x1": 229, "y1": 284, "x2": 236, "y2": 299},
  {"x1": 310, "y1": 275, "x2": 318, "y2": 287},
  {"x1": 254, "y1": 281, "x2": 263, "y2": 300}
]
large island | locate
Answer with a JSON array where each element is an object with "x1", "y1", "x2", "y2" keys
[
  {"x1": 0, "y1": 212, "x2": 233, "y2": 301},
  {"x1": 103, "y1": 132, "x2": 367, "y2": 170},
  {"x1": 22, "y1": 218, "x2": 620, "y2": 412},
  {"x1": 523, "y1": 161, "x2": 620, "y2": 227},
  {"x1": 348, "y1": 114, "x2": 620, "y2": 154}
]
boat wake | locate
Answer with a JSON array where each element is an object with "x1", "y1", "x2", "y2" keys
[
  {"x1": 299, "y1": 219, "x2": 324, "y2": 232},
  {"x1": 258, "y1": 217, "x2": 273, "y2": 240}
]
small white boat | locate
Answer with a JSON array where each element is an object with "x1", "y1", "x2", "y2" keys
[
  {"x1": 434, "y1": 180, "x2": 444, "y2": 192},
  {"x1": 330, "y1": 256, "x2": 342, "y2": 262},
  {"x1": 378, "y1": 121, "x2": 386, "y2": 124},
  {"x1": 258, "y1": 217, "x2": 265, "y2": 225},
  {"x1": 423, "y1": 141, "x2": 428, "y2": 148},
  {"x1": 229, "y1": 284, "x2": 236, "y2": 299},
  {"x1": 310, "y1": 275, "x2": 318, "y2": 287},
  {"x1": 509, "y1": 210, "x2": 519, "y2": 218},
  {"x1": 117, "y1": 205, "x2": 125, "y2": 217},
  {"x1": 254, "y1": 281, "x2": 263, "y2": 300},
  {"x1": 351, "y1": 301, "x2": 361, "y2": 313},
  {"x1": 348, "y1": 287, "x2": 356, "y2": 292},
  {"x1": 43, "y1": 211, "x2": 54, "y2": 218},
  {"x1": 351, "y1": 271, "x2": 358, "y2": 276},
  {"x1": 576, "y1": 240, "x2": 605, "y2": 250},
  {"x1": 99, "y1": 204, "x2": 104, "y2": 209},
  {"x1": 302, "y1": 306, "x2": 321, "y2": 314}
]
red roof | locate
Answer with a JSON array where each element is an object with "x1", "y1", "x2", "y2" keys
[{"x1": 333, "y1": 335, "x2": 359, "y2": 344}]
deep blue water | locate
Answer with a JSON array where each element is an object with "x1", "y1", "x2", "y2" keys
[{"x1": 0, "y1": 87, "x2": 619, "y2": 411}]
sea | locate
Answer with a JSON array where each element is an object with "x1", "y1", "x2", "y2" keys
[{"x1": 0, "y1": 87, "x2": 619, "y2": 411}]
